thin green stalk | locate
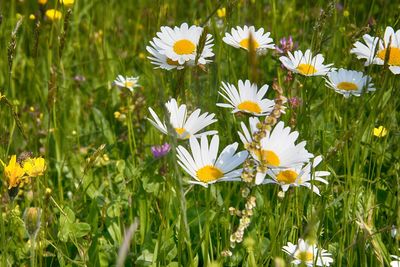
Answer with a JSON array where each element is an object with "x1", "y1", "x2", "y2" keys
[{"x1": 30, "y1": 236, "x2": 36, "y2": 267}]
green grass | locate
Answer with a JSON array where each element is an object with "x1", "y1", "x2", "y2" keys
[{"x1": 0, "y1": 0, "x2": 399, "y2": 266}]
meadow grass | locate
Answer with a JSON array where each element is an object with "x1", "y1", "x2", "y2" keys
[{"x1": 0, "y1": 0, "x2": 399, "y2": 266}]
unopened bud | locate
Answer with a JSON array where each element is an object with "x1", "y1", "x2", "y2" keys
[{"x1": 24, "y1": 207, "x2": 41, "y2": 239}]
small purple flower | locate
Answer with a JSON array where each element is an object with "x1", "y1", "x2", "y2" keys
[
  {"x1": 288, "y1": 97, "x2": 302, "y2": 108},
  {"x1": 275, "y1": 36, "x2": 297, "y2": 54},
  {"x1": 336, "y1": 3, "x2": 344, "y2": 11},
  {"x1": 151, "y1": 143, "x2": 171, "y2": 158}
]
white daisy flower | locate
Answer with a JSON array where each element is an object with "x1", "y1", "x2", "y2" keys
[
  {"x1": 113, "y1": 75, "x2": 140, "y2": 92},
  {"x1": 238, "y1": 117, "x2": 261, "y2": 148},
  {"x1": 325, "y1": 68, "x2": 375, "y2": 98},
  {"x1": 350, "y1": 34, "x2": 380, "y2": 66},
  {"x1": 279, "y1": 49, "x2": 334, "y2": 76},
  {"x1": 391, "y1": 250, "x2": 400, "y2": 267},
  {"x1": 217, "y1": 80, "x2": 275, "y2": 116},
  {"x1": 222, "y1": 25, "x2": 275, "y2": 53},
  {"x1": 176, "y1": 135, "x2": 248, "y2": 187},
  {"x1": 282, "y1": 239, "x2": 334, "y2": 267},
  {"x1": 146, "y1": 41, "x2": 185, "y2": 70},
  {"x1": 253, "y1": 121, "x2": 313, "y2": 185},
  {"x1": 147, "y1": 22, "x2": 214, "y2": 67},
  {"x1": 350, "y1": 26, "x2": 400, "y2": 74},
  {"x1": 263, "y1": 156, "x2": 329, "y2": 195},
  {"x1": 148, "y1": 98, "x2": 217, "y2": 140}
]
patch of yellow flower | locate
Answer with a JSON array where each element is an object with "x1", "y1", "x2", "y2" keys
[
  {"x1": 23, "y1": 157, "x2": 46, "y2": 177},
  {"x1": 373, "y1": 126, "x2": 388, "y2": 138},
  {"x1": 217, "y1": 7, "x2": 226, "y2": 18},
  {"x1": 38, "y1": 0, "x2": 48, "y2": 4},
  {"x1": 60, "y1": 0, "x2": 74, "y2": 7},
  {"x1": 1, "y1": 155, "x2": 46, "y2": 189},
  {"x1": 45, "y1": 9, "x2": 62, "y2": 21}
]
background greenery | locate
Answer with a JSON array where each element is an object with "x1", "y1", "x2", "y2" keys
[{"x1": 0, "y1": 0, "x2": 399, "y2": 266}]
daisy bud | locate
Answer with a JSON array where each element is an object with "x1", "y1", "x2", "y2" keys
[
  {"x1": 228, "y1": 207, "x2": 236, "y2": 216},
  {"x1": 24, "y1": 207, "x2": 41, "y2": 239},
  {"x1": 241, "y1": 187, "x2": 250, "y2": 198},
  {"x1": 221, "y1": 249, "x2": 232, "y2": 257},
  {"x1": 230, "y1": 234, "x2": 236, "y2": 243}
]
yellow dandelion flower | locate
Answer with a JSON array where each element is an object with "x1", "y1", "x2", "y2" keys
[
  {"x1": 45, "y1": 9, "x2": 62, "y2": 21},
  {"x1": 29, "y1": 14, "x2": 36, "y2": 20},
  {"x1": 23, "y1": 157, "x2": 46, "y2": 177},
  {"x1": 38, "y1": 0, "x2": 48, "y2": 4},
  {"x1": 373, "y1": 126, "x2": 387, "y2": 137},
  {"x1": 2, "y1": 155, "x2": 25, "y2": 189},
  {"x1": 60, "y1": 0, "x2": 74, "y2": 7},
  {"x1": 217, "y1": 7, "x2": 226, "y2": 18}
]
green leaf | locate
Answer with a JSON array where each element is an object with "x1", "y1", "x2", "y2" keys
[
  {"x1": 92, "y1": 107, "x2": 115, "y2": 144},
  {"x1": 73, "y1": 222, "x2": 91, "y2": 238}
]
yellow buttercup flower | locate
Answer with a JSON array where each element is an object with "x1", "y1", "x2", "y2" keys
[
  {"x1": 60, "y1": 0, "x2": 74, "y2": 7},
  {"x1": 217, "y1": 7, "x2": 226, "y2": 18},
  {"x1": 45, "y1": 9, "x2": 62, "y2": 21},
  {"x1": 23, "y1": 157, "x2": 46, "y2": 177},
  {"x1": 1, "y1": 155, "x2": 25, "y2": 189},
  {"x1": 373, "y1": 126, "x2": 387, "y2": 137}
]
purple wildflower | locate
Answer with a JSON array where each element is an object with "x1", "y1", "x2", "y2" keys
[
  {"x1": 288, "y1": 97, "x2": 302, "y2": 108},
  {"x1": 151, "y1": 143, "x2": 171, "y2": 158},
  {"x1": 275, "y1": 36, "x2": 297, "y2": 54}
]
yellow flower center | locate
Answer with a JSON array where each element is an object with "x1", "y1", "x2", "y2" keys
[
  {"x1": 239, "y1": 38, "x2": 260, "y2": 50},
  {"x1": 254, "y1": 150, "x2": 280, "y2": 166},
  {"x1": 296, "y1": 64, "x2": 317, "y2": 75},
  {"x1": 276, "y1": 170, "x2": 298, "y2": 184},
  {"x1": 336, "y1": 81, "x2": 358, "y2": 91},
  {"x1": 167, "y1": 58, "x2": 180, "y2": 65},
  {"x1": 173, "y1": 39, "x2": 196, "y2": 55},
  {"x1": 175, "y1": 128, "x2": 190, "y2": 139},
  {"x1": 196, "y1": 165, "x2": 224, "y2": 183},
  {"x1": 377, "y1": 47, "x2": 400, "y2": 66},
  {"x1": 237, "y1": 101, "x2": 262, "y2": 114},
  {"x1": 295, "y1": 251, "x2": 314, "y2": 263},
  {"x1": 124, "y1": 81, "x2": 135, "y2": 88}
]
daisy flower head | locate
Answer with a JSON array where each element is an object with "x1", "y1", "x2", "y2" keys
[
  {"x1": 222, "y1": 25, "x2": 275, "y2": 53},
  {"x1": 146, "y1": 23, "x2": 214, "y2": 69},
  {"x1": 279, "y1": 49, "x2": 334, "y2": 76},
  {"x1": 391, "y1": 250, "x2": 400, "y2": 267},
  {"x1": 148, "y1": 98, "x2": 217, "y2": 140},
  {"x1": 217, "y1": 80, "x2": 275, "y2": 116},
  {"x1": 282, "y1": 239, "x2": 333, "y2": 266},
  {"x1": 350, "y1": 26, "x2": 400, "y2": 74},
  {"x1": 325, "y1": 68, "x2": 375, "y2": 98},
  {"x1": 146, "y1": 41, "x2": 186, "y2": 70},
  {"x1": 264, "y1": 156, "x2": 330, "y2": 195},
  {"x1": 253, "y1": 121, "x2": 313, "y2": 184},
  {"x1": 113, "y1": 75, "x2": 140, "y2": 92},
  {"x1": 176, "y1": 135, "x2": 248, "y2": 187}
]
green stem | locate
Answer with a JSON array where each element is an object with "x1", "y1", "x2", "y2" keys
[{"x1": 30, "y1": 236, "x2": 36, "y2": 267}]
